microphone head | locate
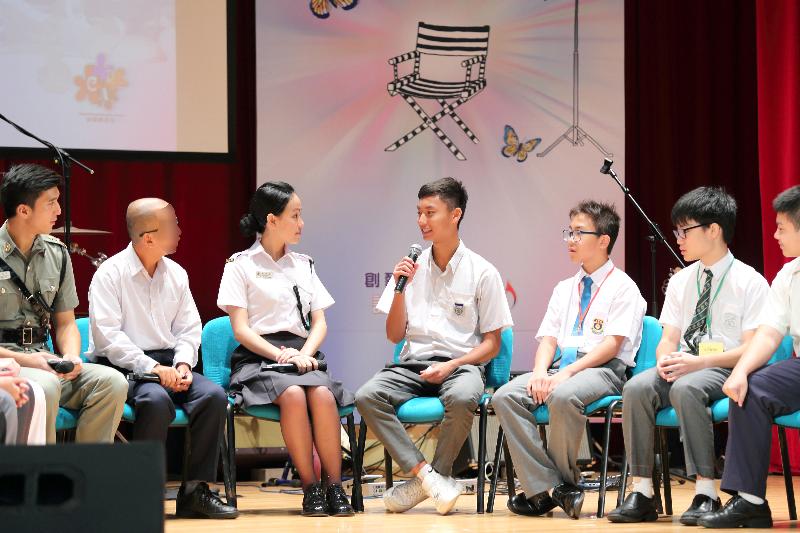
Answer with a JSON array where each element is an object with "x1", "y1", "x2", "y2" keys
[
  {"x1": 409, "y1": 243, "x2": 423, "y2": 260},
  {"x1": 600, "y1": 158, "x2": 614, "y2": 174}
]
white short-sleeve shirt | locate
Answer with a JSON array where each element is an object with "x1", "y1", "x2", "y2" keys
[
  {"x1": 759, "y1": 256, "x2": 800, "y2": 355},
  {"x1": 535, "y1": 260, "x2": 647, "y2": 367},
  {"x1": 217, "y1": 240, "x2": 334, "y2": 338},
  {"x1": 660, "y1": 251, "x2": 769, "y2": 352},
  {"x1": 376, "y1": 241, "x2": 513, "y2": 362}
]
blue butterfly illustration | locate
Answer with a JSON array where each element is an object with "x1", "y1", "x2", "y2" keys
[{"x1": 501, "y1": 125, "x2": 541, "y2": 163}]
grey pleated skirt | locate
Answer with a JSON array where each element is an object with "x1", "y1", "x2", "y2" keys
[{"x1": 229, "y1": 331, "x2": 354, "y2": 409}]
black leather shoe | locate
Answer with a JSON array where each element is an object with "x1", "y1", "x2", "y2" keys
[
  {"x1": 680, "y1": 494, "x2": 722, "y2": 525},
  {"x1": 696, "y1": 495, "x2": 772, "y2": 529},
  {"x1": 506, "y1": 491, "x2": 557, "y2": 516},
  {"x1": 175, "y1": 482, "x2": 239, "y2": 519},
  {"x1": 607, "y1": 492, "x2": 659, "y2": 523},
  {"x1": 326, "y1": 484, "x2": 354, "y2": 516},
  {"x1": 302, "y1": 482, "x2": 328, "y2": 517},
  {"x1": 551, "y1": 483, "x2": 584, "y2": 519}
]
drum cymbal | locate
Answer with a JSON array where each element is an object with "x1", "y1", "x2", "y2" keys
[{"x1": 51, "y1": 225, "x2": 111, "y2": 235}]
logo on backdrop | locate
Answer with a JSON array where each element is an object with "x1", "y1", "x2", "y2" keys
[{"x1": 74, "y1": 53, "x2": 128, "y2": 112}]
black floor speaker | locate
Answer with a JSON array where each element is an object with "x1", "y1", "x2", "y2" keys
[{"x1": 0, "y1": 442, "x2": 164, "y2": 533}]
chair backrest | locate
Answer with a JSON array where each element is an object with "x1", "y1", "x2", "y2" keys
[
  {"x1": 201, "y1": 316, "x2": 240, "y2": 390},
  {"x1": 768, "y1": 335, "x2": 795, "y2": 365},
  {"x1": 47, "y1": 316, "x2": 91, "y2": 362},
  {"x1": 630, "y1": 315, "x2": 662, "y2": 377},
  {"x1": 416, "y1": 22, "x2": 490, "y2": 57},
  {"x1": 393, "y1": 327, "x2": 513, "y2": 390}
]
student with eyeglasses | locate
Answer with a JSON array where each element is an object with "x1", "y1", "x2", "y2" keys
[
  {"x1": 609, "y1": 187, "x2": 769, "y2": 525},
  {"x1": 493, "y1": 200, "x2": 646, "y2": 520}
]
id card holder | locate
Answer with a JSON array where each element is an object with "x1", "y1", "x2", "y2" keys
[{"x1": 699, "y1": 341, "x2": 724, "y2": 356}]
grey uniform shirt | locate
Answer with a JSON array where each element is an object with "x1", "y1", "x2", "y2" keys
[{"x1": 0, "y1": 221, "x2": 79, "y2": 351}]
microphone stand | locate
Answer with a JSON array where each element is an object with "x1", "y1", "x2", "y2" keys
[
  {"x1": 600, "y1": 159, "x2": 684, "y2": 316},
  {"x1": 0, "y1": 112, "x2": 95, "y2": 249}
]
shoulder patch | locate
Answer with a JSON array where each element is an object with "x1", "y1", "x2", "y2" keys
[
  {"x1": 41, "y1": 234, "x2": 67, "y2": 248},
  {"x1": 225, "y1": 252, "x2": 243, "y2": 264}
]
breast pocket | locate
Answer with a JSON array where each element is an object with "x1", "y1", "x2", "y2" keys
[
  {"x1": 448, "y1": 291, "x2": 478, "y2": 336},
  {"x1": 0, "y1": 280, "x2": 21, "y2": 320},
  {"x1": 720, "y1": 303, "x2": 743, "y2": 337},
  {"x1": 38, "y1": 278, "x2": 58, "y2": 308}
]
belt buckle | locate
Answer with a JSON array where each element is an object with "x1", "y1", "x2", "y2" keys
[{"x1": 21, "y1": 327, "x2": 33, "y2": 346}]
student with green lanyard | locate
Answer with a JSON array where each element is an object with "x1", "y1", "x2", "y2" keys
[{"x1": 609, "y1": 187, "x2": 770, "y2": 525}]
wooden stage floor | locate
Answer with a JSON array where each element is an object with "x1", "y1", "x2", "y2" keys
[{"x1": 165, "y1": 476, "x2": 799, "y2": 532}]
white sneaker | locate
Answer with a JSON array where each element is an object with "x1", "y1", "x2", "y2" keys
[
  {"x1": 420, "y1": 470, "x2": 462, "y2": 515},
  {"x1": 383, "y1": 477, "x2": 428, "y2": 513}
]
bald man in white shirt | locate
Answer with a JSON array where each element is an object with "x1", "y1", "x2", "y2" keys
[{"x1": 87, "y1": 198, "x2": 237, "y2": 519}]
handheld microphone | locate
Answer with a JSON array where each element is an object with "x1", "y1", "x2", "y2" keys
[
  {"x1": 600, "y1": 158, "x2": 614, "y2": 175},
  {"x1": 127, "y1": 372, "x2": 161, "y2": 383},
  {"x1": 395, "y1": 244, "x2": 423, "y2": 294},
  {"x1": 48, "y1": 359, "x2": 75, "y2": 374},
  {"x1": 262, "y1": 360, "x2": 328, "y2": 373}
]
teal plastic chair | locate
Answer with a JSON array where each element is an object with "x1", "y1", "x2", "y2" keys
[
  {"x1": 356, "y1": 328, "x2": 513, "y2": 514},
  {"x1": 649, "y1": 334, "x2": 794, "y2": 516},
  {"x1": 50, "y1": 317, "x2": 92, "y2": 435},
  {"x1": 200, "y1": 316, "x2": 363, "y2": 511},
  {"x1": 487, "y1": 315, "x2": 662, "y2": 516}
]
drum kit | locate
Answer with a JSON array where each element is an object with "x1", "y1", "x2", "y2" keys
[{"x1": 51, "y1": 225, "x2": 109, "y2": 268}]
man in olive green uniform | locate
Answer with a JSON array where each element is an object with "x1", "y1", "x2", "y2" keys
[{"x1": 0, "y1": 164, "x2": 127, "y2": 443}]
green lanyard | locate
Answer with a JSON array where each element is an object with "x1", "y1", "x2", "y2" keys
[{"x1": 695, "y1": 258, "x2": 735, "y2": 332}]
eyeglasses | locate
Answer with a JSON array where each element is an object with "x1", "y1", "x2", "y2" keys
[
  {"x1": 563, "y1": 229, "x2": 602, "y2": 243},
  {"x1": 138, "y1": 219, "x2": 179, "y2": 238},
  {"x1": 672, "y1": 223, "x2": 708, "y2": 240}
]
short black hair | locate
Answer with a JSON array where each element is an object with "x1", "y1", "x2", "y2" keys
[
  {"x1": 0, "y1": 164, "x2": 63, "y2": 219},
  {"x1": 240, "y1": 181, "x2": 295, "y2": 237},
  {"x1": 773, "y1": 185, "x2": 800, "y2": 230},
  {"x1": 418, "y1": 177, "x2": 468, "y2": 228},
  {"x1": 569, "y1": 200, "x2": 621, "y2": 253},
  {"x1": 671, "y1": 186, "x2": 737, "y2": 244}
]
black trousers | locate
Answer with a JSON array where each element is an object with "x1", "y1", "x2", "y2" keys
[
  {"x1": 103, "y1": 350, "x2": 228, "y2": 482},
  {"x1": 721, "y1": 357, "x2": 800, "y2": 498}
]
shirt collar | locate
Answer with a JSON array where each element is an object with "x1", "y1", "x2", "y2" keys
[
  {"x1": 247, "y1": 238, "x2": 292, "y2": 267},
  {"x1": 699, "y1": 250, "x2": 734, "y2": 278},
  {"x1": 125, "y1": 242, "x2": 164, "y2": 279},
  {"x1": 579, "y1": 258, "x2": 614, "y2": 284},
  {"x1": 428, "y1": 240, "x2": 467, "y2": 275},
  {"x1": 0, "y1": 221, "x2": 46, "y2": 259}
]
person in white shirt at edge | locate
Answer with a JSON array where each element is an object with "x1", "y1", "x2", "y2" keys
[
  {"x1": 697, "y1": 186, "x2": 800, "y2": 529},
  {"x1": 493, "y1": 200, "x2": 646, "y2": 520},
  {"x1": 217, "y1": 182, "x2": 355, "y2": 518},
  {"x1": 608, "y1": 187, "x2": 769, "y2": 525},
  {"x1": 87, "y1": 198, "x2": 238, "y2": 519},
  {"x1": 355, "y1": 177, "x2": 514, "y2": 515},
  {"x1": 0, "y1": 356, "x2": 46, "y2": 444}
]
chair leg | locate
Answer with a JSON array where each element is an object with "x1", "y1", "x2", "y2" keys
[
  {"x1": 384, "y1": 448, "x2": 393, "y2": 488},
  {"x1": 226, "y1": 401, "x2": 238, "y2": 507},
  {"x1": 477, "y1": 400, "x2": 488, "y2": 513},
  {"x1": 437, "y1": 98, "x2": 479, "y2": 143},
  {"x1": 345, "y1": 414, "x2": 363, "y2": 512},
  {"x1": 504, "y1": 439, "x2": 516, "y2": 499},
  {"x1": 384, "y1": 96, "x2": 467, "y2": 160},
  {"x1": 181, "y1": 427, "x2": 191, "y2": 486},
  {"x1": 487, "y1": 426, "x2": 504, "y2": 513},
  {"x1": 617, "y1": 457, "x2": 629, "y2": 508},
  {"x1": 658, "y1": 428, "x2": 672, "y2": 515},
  {"x1": 219, "y1": 429, "x2": 234, "y2": 507},
  {"x1": 652, "y1": 433, "x2": 664, "y2": 515},
  {"x1": 597, "y1": 402, "x2": 618, "y2": 518},
  {"x1": 779, "y1": 427, "x2": 797, "y2": 521}
]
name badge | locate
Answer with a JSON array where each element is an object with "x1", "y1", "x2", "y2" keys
[
  {"x1": 699, "y1": 341, "x2": 724, "y2": 356},
  {"x1": 0, "y1": 271, "x2": 9, "y2": 280},
  {"x1": 256, "y1": 271, "x2": 272, "y2": 279},
  {"x1": 563, "y1": 335, "x2": 584, "y2": 349}
]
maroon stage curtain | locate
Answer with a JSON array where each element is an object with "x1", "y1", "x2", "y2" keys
[
  {"x1": 755, "y1": 0, "x2": 800, "y2": 474},
  {"x1": 0, "y1": 2, "x2": 256, "y2": 326}
]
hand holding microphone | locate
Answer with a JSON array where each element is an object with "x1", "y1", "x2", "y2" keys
[{"x1": 394, "y1": 244, "x2": 422, "y2": 293}]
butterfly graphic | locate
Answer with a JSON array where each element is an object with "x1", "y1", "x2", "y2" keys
[
  {"x1": 501, "y1": 125, "x2": 541, "y2": 162},
  {"x1": 310, "y1": 0, "x2": 358, "y2": 19}
]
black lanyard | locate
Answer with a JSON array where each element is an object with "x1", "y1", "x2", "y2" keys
[{"x1": 292, "y1": 258, "x2": 314, "y2": 331}]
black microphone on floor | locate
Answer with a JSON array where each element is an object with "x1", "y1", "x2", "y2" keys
[
  {"x1": 395, "y1": 243, "x2": 422, "y2": 294},
  {"x1": 262, "y1": 361, "x2": 328, "y2": 373}
]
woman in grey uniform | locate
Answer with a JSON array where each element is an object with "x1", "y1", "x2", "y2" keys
[{"x1": 217, "y1": 181, "x2": 354, "y2": 517}]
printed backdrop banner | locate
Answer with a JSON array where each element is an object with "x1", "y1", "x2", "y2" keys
[{"x1": 256, "y1": 0, "x2": 626, "y2": 393}]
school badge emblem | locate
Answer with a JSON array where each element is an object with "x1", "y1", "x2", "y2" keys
[
  {"x1": 454, "y1": 303, "x2": 464, "y2": 316},
  {"x1": 591, "y1": 318, "x2": 604, "y2": 335}
]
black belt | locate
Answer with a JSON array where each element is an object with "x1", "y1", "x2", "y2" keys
[{"x1": 0, "y1": 326, "x2": 49, "y2": 346}]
